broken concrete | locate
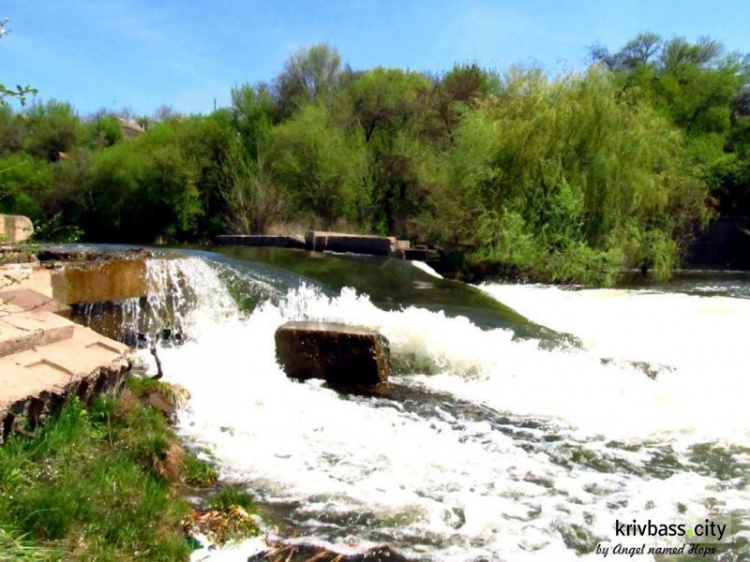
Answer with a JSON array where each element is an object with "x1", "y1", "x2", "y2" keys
[
  {"x1": 275, "y1": 321, "x2": 390, "y2": 387},
  {"x1": 0, "y1": 214, "x2": 34, "y2": 244},
  {"x1": 215, "y1": 234, "x2": 306, "y2": 249},
  {"x1": 1, "y1": 248, "x2": 152, "y2": 305},
  {"x1": 0, "y1": 263, "x2": 53, "y2": 296},
  {"x1": 0, "y1": 290, "x2": 130, "y2": 443},
  {"x1": 48, "y1": 257, "x2": 149, "y2": 305},
  {"x1": 305, "y1": 231, "x2": 396, "y2": 256},
  {"x1": 0, "y1": 288, "x2": 71, "y2": 318},
  {"x1": 216, "y1": 231, "x2": 398, "y2": 256},
  {"x1": 0, "y1": 303, "x2": 75, "y2": 357}
]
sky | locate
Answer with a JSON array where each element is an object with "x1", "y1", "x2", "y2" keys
[{"x1": 1, "y1": 0, "x2": 749, "y2": 117}]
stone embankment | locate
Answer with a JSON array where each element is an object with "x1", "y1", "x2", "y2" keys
[
  {"x1": 0, "y1": 245, "x2": 152, "y2": 444},
  {"x1": 217, "y1": 230, "x2": 439, "y2": 260},
  {"x1": 0, "y1": 288, "x2": 129, "y2": 443}
]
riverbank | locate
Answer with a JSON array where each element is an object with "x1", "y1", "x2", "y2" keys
[{"x1": 0, "y1": 374, "x2": 260, "y2": 560}]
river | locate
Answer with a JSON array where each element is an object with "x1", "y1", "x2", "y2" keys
[{"x1": 74, "y1": 247, "x2": 750, "y2": 561}]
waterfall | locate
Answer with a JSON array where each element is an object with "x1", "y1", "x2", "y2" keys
[{"x1": 81, "y1": 253, "x2": 750, "y2": 561}]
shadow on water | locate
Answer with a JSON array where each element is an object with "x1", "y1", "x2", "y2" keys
[
  {"x1": 192, "y1": 246, "x2": 568, "y2": 343},
  {"x1": 618, "y1": 269, "x2": 750, "y2": 299}
]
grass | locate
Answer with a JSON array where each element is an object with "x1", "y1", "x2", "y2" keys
[
  {"x1": 0, "y1": 375, "x2": 258, "y2": 561},
  {"x1": 0, "y1": 527, "x2": 62, "y2": 560}
]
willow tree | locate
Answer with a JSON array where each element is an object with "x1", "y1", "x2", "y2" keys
[{"x1": 437, "y1": 66, "x2": 709, "y2": 283}]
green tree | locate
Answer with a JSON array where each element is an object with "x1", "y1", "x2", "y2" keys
[
  {"x1": 85, "y1": 122, "x2": 202, "y2": 242},
  {"x1": 0, "y1": 152, "x2": 51, "y2": 218},
  {"x1": 276, "y1": 44, "x2": 343, "y2": 115},
  {"x1": 425, "y1": 64, "x2": 499, "y2": 146},
  {"x1": 85, "y1": 112, "x2": 124, "y2": 148},
  {"x1": 439, "y1": 66, "x2": 708, "y2": 282},
  {"x1": 270, "y1": 103, "x2": 366, "y2": 227},
  {"x1": 23, "y1": 101, "x2": 83, "y2": 161},
  {"x1": 0, "y1": 18, "x2": 37, "y2": 106},
  {"x1": 222, "y1": 145, "x2": 284, "y2": 234},
  {"x1": 231, "y1": 82, "x2": 276, "y2": 158},
  {"x1": 345, "y1": 67, "x2": 429, "y2": 143}
]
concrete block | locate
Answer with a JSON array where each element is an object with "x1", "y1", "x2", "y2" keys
[
  {"x1": 0, "y1": 307, "x2": 76, "y2": 358},
  {"x1": 0, "y1": 215, "x2": 34, "y2": 244},
  {"x1": 305, "y1": 231, "x2": 396, "y2": 256},
  {"x1": 0, "y1": 289, "x2": 71, "y2": 318},
  {"x1": 275, "y1": 321, "x2": 390, "y2": 387}
]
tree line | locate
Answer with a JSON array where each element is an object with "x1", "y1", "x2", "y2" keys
[{"x1": 1, "y1": 36, "x2": 749, "y2": 284}]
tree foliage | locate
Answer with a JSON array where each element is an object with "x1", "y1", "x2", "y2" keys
[{"x1": 2, "y1": 36, "x2": 749, "y2": 283}]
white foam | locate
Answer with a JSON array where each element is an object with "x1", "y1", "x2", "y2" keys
[
  {"x1": 141, "y1": 258, "x2": 750, "y2": 560},
  {"x1": 411, "y1": 260, "x2": 443, "y2": 279}
]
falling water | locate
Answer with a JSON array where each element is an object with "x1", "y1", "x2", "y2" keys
[{"x1": 77, "y1": 252, "x2": 750, "y2": 561}]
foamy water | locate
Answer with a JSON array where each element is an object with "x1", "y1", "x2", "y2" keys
[{"x1": 121, "y1": 257, "x2": 749, "y2": 561}]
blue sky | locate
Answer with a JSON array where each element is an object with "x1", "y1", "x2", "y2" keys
[{"x1": 2, "y1": 0, "x2": 749, "y2": 116}]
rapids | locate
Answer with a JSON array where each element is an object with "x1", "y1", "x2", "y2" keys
[{"x1": 73, "y1": 249, "x2": 750, "y2": 561}]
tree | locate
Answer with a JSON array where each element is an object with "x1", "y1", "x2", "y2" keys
[
  {"x1": 345, "y1": 67, "x2": 428, "y2": 143},
  {"x1": 222, "y1": 146, "x2": 284, "y2": 234},
  {"x1": 231, "y1": 82, "x2": 276, "y2": 158},
  {"x1": 23, "y1": 101, "x2": 83, "y2": 161},
  {"x1": 270, "y1": 103, "x2": 366, "y2": 227},
  {"x1": 425, "y1": 64, "x2": 498, "y2": 146},
  {"x1": 86, "y1": 112, "x2": 124, "y2": 148},
  {"x1": 589, "y1": 32, "x2": 662, "y2": 71},
  {"x1": 276, "y1": 44, "x2": 343, "y2": 115},
  {"x1": 0, "y1": 18, "x2": 37, "y2": 106}
]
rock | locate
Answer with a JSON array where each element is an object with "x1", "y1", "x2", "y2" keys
[
  {"x1": 275, "y1": 321, "x2": 390, "y2": 387},
  {"x1": 0, "y1": 214, "x2": 34, "y2": 244}
]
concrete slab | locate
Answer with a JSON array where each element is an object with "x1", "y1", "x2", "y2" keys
[
  {"x1": 0, "y1": 264, "x2": 53, "y2": 297},
  {"x1": 0, "y1": 307, "x2": 76, "y2": 358},
  {"x1": 215, "y1": 235, "x2": 306, "y2": 249},
  {"x1": 0, "y1": 324, "x2": 129, "y2": 430},
  {"x1": 0, "y1": 215, "x2": 34, "y2": 244},
  {"x1": 49, "y1": 258, "x2": 148, "y2": 304},
  {"x1": 0, "y1": 289, "x2": 72, "y2": 318},
  {"x1": 305, "y1": 231, "x2": 396, "y2": 256}
]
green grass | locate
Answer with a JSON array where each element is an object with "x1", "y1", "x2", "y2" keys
[
  {"x1": 0, "y1": 376, "x2": 257, "y2": 561},
  {"x1": 183, "y1": 451, "x2": 219, "y2": 488},
  {"x1": 0, "y1": 527, "x2": 63, "y2": 560},
  {"x1": 208, "y1": 485, "x2": 256, "y2": 513}
]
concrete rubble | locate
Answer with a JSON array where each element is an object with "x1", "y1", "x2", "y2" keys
[
  {"x1": 1, "y1": 269, "x2": 133, "y2": 443},
  {"x1": 275, "y1": 321, "x2": 391, "y2": 387}
]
